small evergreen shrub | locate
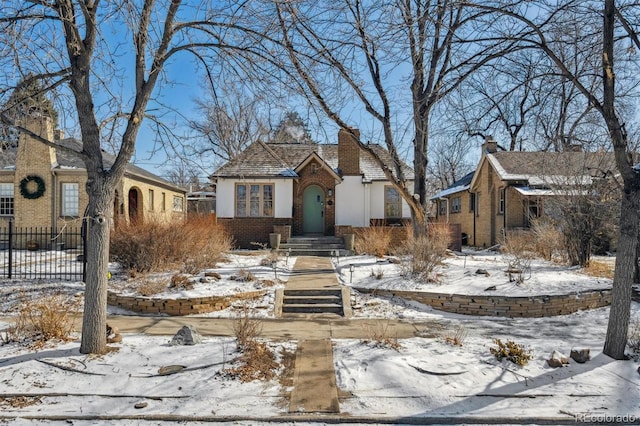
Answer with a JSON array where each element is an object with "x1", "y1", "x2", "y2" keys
[{"x1": 490, "y1": 338, "x2": 533, "y2": 366}]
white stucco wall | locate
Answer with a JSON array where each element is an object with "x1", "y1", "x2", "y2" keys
[
  {"x1": 335, "y1": 176, "x2": 368, "y2": 226},
  {"x1": 215, "y1": 178, "x2": 293, "y2": 218}
]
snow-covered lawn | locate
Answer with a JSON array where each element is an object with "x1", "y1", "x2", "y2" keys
[{"x1": 0, "y1": 249, "x2": 638, "y2": 424}]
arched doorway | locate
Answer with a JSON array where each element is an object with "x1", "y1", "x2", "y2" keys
[
  {"x1": 303, "y1": 185, "x2": 324, "y2": 234},
  {"x1": 128, "y1": 188, "x2": 141, "y2": 224}
]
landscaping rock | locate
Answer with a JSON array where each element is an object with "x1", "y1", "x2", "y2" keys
[
  {"x1": 170, "y1": 325, "x2": 202, "y2": 346},
  {"x1": 484, "y1": 285, "x2": 497, "y2": 291},
  {"x1": 475, "y1": 269, "x2": 490, "y2": 276},
  {"x1": 570, "y1": 348, "x2": 590, "y2": 363},
  {"x1": 204, "y1": 271, "x2": 221, "y2": 279},
  {"x1": 547, "y1": 350, "x2": 569, "y2": 368},
  {"x1": 134, "y1": 402, "x2": 148, "y2": 409}
]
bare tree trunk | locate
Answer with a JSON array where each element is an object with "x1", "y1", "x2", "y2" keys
[
  {"x1": 604, "y1": 187, "x2": 639, "y2": 359},
  {"x1": 80, "y1": 176, "x2": 115, "y2": 354}
]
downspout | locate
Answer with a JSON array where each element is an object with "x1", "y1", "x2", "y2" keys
[
  {"x1": 503, "y1": 186, "x2": 507, "y2": 233},
  {"x1": 472, "y1": 192, "x2": 476, "y2": 246},
  {"x1": 51, "y1": 170, "x2": 58, "y2": 231}
]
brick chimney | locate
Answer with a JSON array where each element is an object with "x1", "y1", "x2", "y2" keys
[
  {"x1": 482, "y1": 136, "x2": 498, "y2": 154},
  {"x1": 338, "y1": 127, "x2": 360, "y2": 176}
]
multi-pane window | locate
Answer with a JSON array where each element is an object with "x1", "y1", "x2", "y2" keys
[
  {"x1": 499, "y1": 188, "x2": 505, "y2": 214},
  {"x1": 384, "y1": 186, "x2": 402, "y2": 218},
  {"x1": 236, "y1": 183, "x2": 274, "y2": 217},
  {"x1": 439, "y1": 200, "x2": 447, "y2": 216},
  {"x1": 61, "y1": 183, "x2": 79, "y2": 216},
  {"x1": 451, "y1": 197, "x2": 461, "y2": 213},
  {"x1": 173, "y1": 195, "x2": 183, "y2": 212},
  {"x1": 0, "y1": 183, "x2": 14, "y2": 216},
  {"x1": 469, "y1": 193, "x2": 476, "y2": 212}
]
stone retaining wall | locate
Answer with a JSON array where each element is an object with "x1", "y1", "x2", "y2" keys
[
  {"x1": 354, "y1": 287, "x2": 612, "y2": 318},
  {"x1": 107, "y1": 290, "x2": 267, "y2": 316}
]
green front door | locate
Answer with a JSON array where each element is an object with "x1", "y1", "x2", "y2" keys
[{"x1": 303, "y1": 185, "x2": 324, "y2": 234}]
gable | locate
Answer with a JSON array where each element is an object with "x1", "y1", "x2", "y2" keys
[{"x1": 294, "y1": 152, "x2": 341, "y2": 182}]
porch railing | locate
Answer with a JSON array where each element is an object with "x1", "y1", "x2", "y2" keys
[{"x1": 0, "y1": 219, "x2": 87, "y2": 281}]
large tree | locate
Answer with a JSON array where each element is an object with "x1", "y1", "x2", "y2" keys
[
  {"x1": 238, "y1": 0, "x2": 520, "y2": 232},
  {"x1": 478, "y1": 0, "x2": 640, "y2": 359},
  {"x1": 0, "y1": 1, "x2": 253, "y2": 354}
]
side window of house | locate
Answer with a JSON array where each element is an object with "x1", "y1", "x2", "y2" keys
[
  {"x1": 148, "y1": 189, "x2": 154, "y2": 211},
  {"x1": 61, "y1": 183, "x2": 79, "y2": 217},
  {"x1": 384, "y1": 186, "x2": 401, "y2": 218},
  {"x1": 173, "y1": 195, "x2": 184, "y2": 212},
  {"x1": 236, "y1": 183, "x2": 274, "y2": 217},
  {"x1": 469, "y1": 193, "x2": 475, "y2": 212},
  {"x1": 451, "y1": 197, "x2": 461, "y2": 213},
  {"x1": 475, "y1": 193, "x2": 480, "y2": 216},
  {"x1": 499, "y1": 188, "x2": 505, "y2": 214},
  {"x1": 161, "y1": 192, "x2": 166, "y2": 211},
  {"x1": 0, "y1": 183, "x2": 14, "y2": 216},
  {"x1": 439, "y1": 200, "x2": 447, "y2": 216}
]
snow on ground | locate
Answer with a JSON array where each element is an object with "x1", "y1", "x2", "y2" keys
[{"x1": 0, "y1": 249, "x2": 639, "y2": 424}]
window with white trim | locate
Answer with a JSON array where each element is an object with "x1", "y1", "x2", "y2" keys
[
  {"x1": 61, "y1": 183, "x2": 79, "y2": 217},
  {"x1": 0, "y1": 183, "x2": 14, "y2": 216},
  {"x1": 235, "y1": 183, "x2": 274, "y2": 217}
]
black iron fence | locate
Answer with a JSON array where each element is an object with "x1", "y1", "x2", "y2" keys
[{"x1": 0, "y1": 219, "x2": 87, "y2": 281}]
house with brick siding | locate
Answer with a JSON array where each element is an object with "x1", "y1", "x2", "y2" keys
[
  {"x1": 212, "y1": 128, "x2": 414, "y2": 248},
  {"x1": 431, "y1": 137, "x2": 616, "y2": 248},
  {"x1": 0, "y1": 116, "x2": 186, "y2": 244}
]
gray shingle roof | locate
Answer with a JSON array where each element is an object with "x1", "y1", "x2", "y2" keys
[
  {"x1": 212, "y1": 141, "x2": 414, "y2": 181},
  {"x1": 1, "y1": 139, "x2": 185, "y2": 192}
]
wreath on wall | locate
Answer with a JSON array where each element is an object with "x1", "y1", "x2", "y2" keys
[{"x1": 19, "y1": 175, "x2": 46, "y2": 199}]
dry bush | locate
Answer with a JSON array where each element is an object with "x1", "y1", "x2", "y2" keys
[
  {"x1": 1, "y1": 294, "x2": 79, "y2": 347},
  {"x1": 362, "y1": 321, "x2": 401, "y2": 350},
  {"x1": 628, "y1": 317, "x2": 640, "y2": 360},
  {"x1": 233, "y1": 304, "x2": 263, "y2": 350},
  {"x1": 110, "y1": 215, "x2": 231, "y2": 275},
  {"x1": 355, "y1": 224, "x2": 392, "y2": 257},
  {"x1": 137, "y1": 277, "x2": 167, "y2": 296},
  {"x1": 394, "y1": 224, "x2": 450, "y2": 282},
  {"x1": 169, "y1": 274, "x2": 193, "y2": 290},
  {"x1": 370, "y1": 268, "x2": 384, "y2": 280},
  {"x1": 443, "y1": 325, "x2": 468, "y2": 347},
  {"x1": 226, "y1": 340, "x2": 279, "y2": 382},
  {"x1": 490, "y1": 338, "x2": 533, "y2": 366},
  {"x1": 231, "y1": 268, "x2": 256, "y2": 282},
  {"x1": 531, "y1": 219, "x2": 563, "y2": 261},
  {"x1": 501, "y1": 231, "x2": 535, "y2": 283}
]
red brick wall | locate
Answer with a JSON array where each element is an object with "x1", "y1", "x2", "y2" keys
[
  {"x1": 293, "y1": 158, "x2": 337, "y2": 236},
  {"x1": 338, "y1": 128, "x2": 360, "y2": 176},
  {"x1": 218, "y1": 217, "x2": 293, "y2": 249}
]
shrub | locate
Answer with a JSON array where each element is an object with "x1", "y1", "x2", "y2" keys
[
  {"x1": 355, "y1": 224, "x2": 392, "y2": 257},
  {"x1": 443, "y1": 325, "x2": 467, "y2": 347},
  {"x1": 501, "y1": 230, "x2": 535, "y2": 283},
  {"x1": 110, "y1": 215, "x2": 232, "y2": 274},
  {"x1": 394, "y1": 224, "x2": 450, "y2": 282},
  {"x1": 362, "y1": 321, "x2": 401, "y2": 350},
  {"x1": 490, "y1": 338, "x2": 533, "y2": 366},
  {"x1": 1, "y1": 293, "x2": 79, "y2": 347},
  {"x1": 233, "y1": 303, "x2": 262, "y2": 350},
  {"x1": 530, "y1": 219, "x2": 563, "y2": 261}
]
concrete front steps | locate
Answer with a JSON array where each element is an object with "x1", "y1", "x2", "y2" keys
[
  {"x1": 276, "y1": 287, "x2": 352, "y2": 317},
  {"x1": 277, "y1": 236, "x2": 348, "y2": 257}
]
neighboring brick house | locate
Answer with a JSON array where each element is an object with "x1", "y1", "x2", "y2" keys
[
  {"x1": 212, "y1": 128, "x2": 414, "y2": 248},
  {"x1": 0, "y1": 116, "x2": 186, "y2": 245},
  {"x1": 431, "y1": 138, "x2": 616, "y2": 247}
]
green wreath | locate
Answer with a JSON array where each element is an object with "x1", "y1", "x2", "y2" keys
[{"x1": 19, "y1": 175, "x2": 46, "y2": 199}]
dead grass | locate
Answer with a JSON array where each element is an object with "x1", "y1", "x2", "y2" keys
[
  {"x1": 362, "y1": 321, "x2": 401, "y2": 350},
  {"x1": 442, "y1": 325, "x2": 467, "y2": 347},
  {"x1": 1, "y1": 293, "x2": 80, "y2": 348},
  {"x1": 136, "y1": 276, "x2": 168, "y2": 296},
  {"x1": 531, "y1": 219, "x2": 563, "y2": 261},
  {"x1": 110, "y1": 215, "x2": 232, "y2": 274},
  {"x1": 582, "y1": 260, "x2": 615, "y2": 279},
  {"x1": 355, "y1": 224, "x2": 392, "y2": 257}
]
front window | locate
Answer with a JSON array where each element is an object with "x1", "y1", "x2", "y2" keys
[
  {"x1": 236, "y1": 183, "x2": 274, "y2": 217},
  {"x1": 173, "y1": 195, "x2": 183, "y2": 212},
  {"x1": 451, "y1": 197, "x2": 461, "y2": 213},
  {"x1": 0, "y1": 183, "x2": 14, "y2": 216},
  {"x1": 384, "y1": 186, "x2": 401, "y2": 218},
  {"x1": 61, "y1": 183, "x2": 79, "y2": 216}
]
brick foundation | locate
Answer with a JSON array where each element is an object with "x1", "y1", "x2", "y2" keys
[{"x1": 218, "y1": 217, "x2": 292, "y2": 249}]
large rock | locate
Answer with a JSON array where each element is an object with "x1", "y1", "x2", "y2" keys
[
  {"x1": 570, "y1": 348, "x2": 591, "y2": 363},
  {"x1": 547, "y1": 350, "x2": 569, "y2": 368},
  {"x1": 170, "y1": 325, "x2": 203, "y2": 346}
]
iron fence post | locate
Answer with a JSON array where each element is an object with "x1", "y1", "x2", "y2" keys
[
  {"x1": 82, "y1": 218, "x2": 87, "y2": 282},
  {"x1": 8, "y1": 219, "x2": 12, "y2": 279}
]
